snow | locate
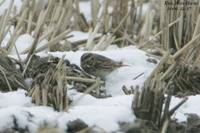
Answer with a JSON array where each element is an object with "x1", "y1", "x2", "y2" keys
[
  {"x1": 79, "y1": 1, "x2": 92, "y2": 21},
  {"x1": 170, "y1": 95, "x2": 200, "y2": 122},
  {"x1": 68, "y1": 31, "x2": 92, "y2": 42},
  {"x1": 67, "y1": 91, "x2": 134, "y2": 131},
  {"x1": 0, "y1": 90, "x2": 32, "y2": 108},
  {"x1": 1, "y1": 1, "x2": 200, "y2": 133},
  {"x1": 29, "y1": 45, "x2": 155, "y2": 97},
  {"x1": 1, "y1": 30, "x2": 155, "y2": 132},
  {"x1": 2, "y1": 30, "x2": 200, "y2": 133},
  {"x1": 0, "y1": 89, "x2": 134, "y2": 132},
  {"x1": 9, "y1": 34, "x2": 49, "y2": 55},
  {"x1": 11, "y1": 34, "x2": 34, "y2": 55},
  {"x1": 0, "y1": 0, "x2": 22, "y2": 16}
]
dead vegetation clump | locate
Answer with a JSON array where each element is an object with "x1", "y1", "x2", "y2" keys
[
  {"x1": 0, "y1": 55, "x2": 28, "y2": 92},
  {"x1": 25, "y1": 54, "x2": 106, "y2": 111},
  {"x1": 27, "y1": 55, "x2": 69, "y2": 111},
  {"x1": 0, "y1": 0, "x2": 160, "y2": 55},
  {"x1": 120, "y1": 0, "x2": 200, "y2": 132},
  {"x1": 128, "y1": 0, "x2": 200, "y2": 132},
  {"x1": 0, "y1": 0, "x2": 200, "y2": 132}
]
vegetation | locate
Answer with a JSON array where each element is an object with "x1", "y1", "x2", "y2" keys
[{"x1": 0, "y1": 0, "x2": 200, "y2": 132}]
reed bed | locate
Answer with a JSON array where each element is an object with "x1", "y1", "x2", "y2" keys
[
  {"x1": 128, "y1": 0, "x2": 200, "y2": 132},
  {"x1": 0, "y1": 0, "x2": 200, "y2": 132},
  {"x1": 0, "y1": 0, "x2": 156, "y2": 55}
]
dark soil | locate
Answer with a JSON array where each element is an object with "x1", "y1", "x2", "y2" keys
[{"x1": 67, "y1": 119, "x2": 89, "y2": 133}]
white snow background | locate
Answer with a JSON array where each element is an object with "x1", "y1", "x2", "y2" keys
[{"x1": 0, "y1": 0, "x2": 200, "y2": 133}]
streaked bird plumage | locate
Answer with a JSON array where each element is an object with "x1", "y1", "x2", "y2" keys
[{"x1": 80, "y1": 53, "x2": 126, "y2": 79}]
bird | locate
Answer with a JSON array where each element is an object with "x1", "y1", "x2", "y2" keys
[{"x1": 80, "y1": 53, "x2": 127, "y2": 79}]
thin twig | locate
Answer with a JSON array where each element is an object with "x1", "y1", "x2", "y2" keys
[{"x1": 66, "y1": 76, "x2": 105, "y2": 84}]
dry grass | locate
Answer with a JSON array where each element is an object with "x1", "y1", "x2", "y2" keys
[
  {"x1": 142, "y1": 0, "x2": 200, "y2": 95},
  {"x1": 27, "y1": 55, "x2": 68, "y2": 111},
  {"x1": 0, "y1": 0, "x2": 199, "y2": 54},
  {"x1": 0, "y1": 0, "x2": 200, "y2": 132},
  {"x1": 0, "y1": 0, "x2": 156, "y2": 55}
]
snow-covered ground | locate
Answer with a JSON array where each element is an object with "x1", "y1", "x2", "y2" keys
[
  {"x1": 1, "y1": 30, "x2": 199, "y2": 132},
  {"x1": 1, "y1": 0, "x2": 200, "y2": 133},
  {"x1": 1, "y1": 40, "x2": 153, "y2": 132}
]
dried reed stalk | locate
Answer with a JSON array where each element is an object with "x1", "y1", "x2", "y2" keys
[
  {"x1": 93, "y1": 34, "x2": 115, "y2": 50},
  {"x1": 100, "y1": 0, "x2": 110, "y2": 32},
  {"x1": 6, "y1": 7, "x2": 28, "y2": 52},
  {"x1": 86, "y1": 22, "x2": 101, "y2": 50},
  {"x1": 50, "y1": 77, "x2": 102, "y2": 127},
  {"x1": 145, "y1": 52, "x2": 171, "y2": 90},
  {"x1": 0, "y1": 0, "x2": 6, "y2": 6},
  {"x1": 173, "y1": 34, "x2": 200, "y2": 59},
  {"x1": 28, "y1": 56, "x2": 68, "y2": 111},
  {"x1": 35, "y1": 29, "x2": 72, "y2": 53},
  {"x1": 0, "y1": 0, "x2": 14, "y2": 44},
  {"x1": 139, "y1": 10, "x2": 154, "y2": 42},
  {"x1": 91, "y1": 0, "x2": 100, "y2": 27},
  {"x1": 66, "y1": 76, "x2": 105, "y2": 84}
]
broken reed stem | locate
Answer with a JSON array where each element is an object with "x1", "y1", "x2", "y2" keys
[
  {"x1": 26, "y1": 27, "x2": 41, "y2": 60},
  {"x1": 160, "y1": 62, "x2": 177, "y2": 81},
  {"x1": 66, "y1": 76, "x2": 105, "y2": 84},
  {"x1": 6, "y1": 7, "x2": 28, "y2": 52},
  {"x1": 94, "y1": 35, "x2": 107, "y2": 50},
  {"x1": 56, "y1": 54, "x2": 66, "y2": 69},
  {"x1": 122, "y1": 85, "x2": 130, "y2": 95},
  {"x1": 162, "y1": 92, "x2": 172, "y2": 123},
  {"x1": 192, "y1": 15, "x2": 200, "y2": 38},
  {"x1": 0, "y1": 0, "x2": 14, "y2": 44},
  {"x1": 140, "y1": 10, "x2": 154, "y2": 41},
  {"x1": 133, "y1": 73, "x2": 144, "y2": 80},
  {"x1": 34, "y1": 29, "x2": 72, "y2": 53},
  {"x1": 169, "y1": 97, "x2": 188, "y2": 116},
  {"x1": 38, "y1": 28, "x2": 56, "y2": 42},
  {"x1": 14, "y1": 16, "x2": 37, "y2": 28},
  {"x1": 22, "y1": 54, "x2": 33, "y2": 77},
  {"x1": 173, "y1": 34, "x2": 200, "y2": 59},
  {"x1": 71, "y1": 36, "x2": 101, "y2": 46},
  {"x1": 161, "y1": 119, "x2": 169, "y2": 133},
  {"x1": 76, "y1": 79, "x2": 101, "y2": 102},
  {"x1": 21, "y1": 29, "x2": 72, "y2": 54},
  {"x1": 33, "y1": 0, "x2": 54, "y2": 38},
  {"x1": 160, "y1": 96, "x2": 188, "y2": 132},
  {"x1": 13, "y1": 41, "x2": 23, "y2": 66},
  {"x1": 139, "y1": 18, "x2": 180, "y2": 49},
  {"x1": 145, "y1": 52, "x2": 170, "y2": 87},
  {"x1": 91, "y1": 0, "x2": 99, "y2": 27},
  {"x1": 76, "y1": 126, "x2": 94, "y2": 133},
  {"x1": 86, "y1": 22, "x2": 101, "y2": 50},
  {"x1": 28, "y1": 57, "x2": 68, "y2": 111},
  {"x1": 132, "y1": 86, "x2": 140, "y2": 109},
  {"x1": 51, "y1": 78, "x2": 101, "y2": 125},
  {"x1": 9, "y1": 26, "x2": 24, "y2": 52},
  {"x1": 94, "y1": 34, "x2": 115, "y2": 50},
  {"x1": 35, "y1": 85, "x2": 41, "y2": 105},
  {"x1": 0, "y1": 0, "x2": 6, "y2": 6},
  {"x1": 50, "y1": 7, "x2": 66, "y2": 40},
  {"x1": 42, "y1": 84, "x2": 48, "y2": 106},
  {"x1": 113, "y1": 11, "x2": 130, "y2": 34},
  {"x1": 27, "y1": 10, "x2": 34, "y2": 34}
]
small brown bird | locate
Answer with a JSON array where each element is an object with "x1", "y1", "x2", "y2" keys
[{"x1": 81, "y1": 53, "x2": 126, "y2": 79}]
